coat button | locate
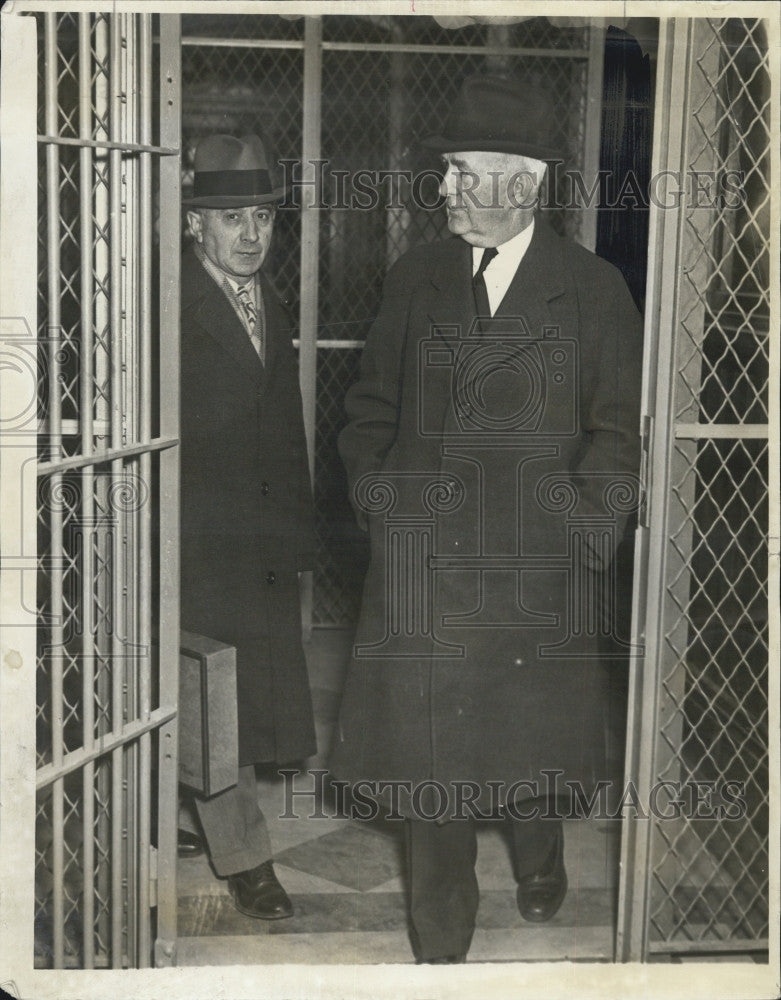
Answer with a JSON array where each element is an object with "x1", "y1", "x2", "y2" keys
[
  {"x1": 260, "y1": 481, "x2": 270, "y2": 496},
  {"x1": 267, "y1": 571, "x2": 276, "y2": 584}
]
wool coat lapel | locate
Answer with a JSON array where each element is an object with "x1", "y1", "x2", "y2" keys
[
  {"x1": 425, "y1": 237, "x2": 476, "y2": 347},
  {"x1": 424, "y1": 222, "x2": 577, "y2": 345},
  {"x1": 413, "y1": 239, "x2": 473, "y2": 437},
  {"x1": 257, "y1": 270, "x2": 286, "y2": 382},
  {"x1": 183, "y1": 252, "x2": 266, "y2": 388},
  {"x1": 494, "y1": 220, "x2": 575, "y2": 338}
]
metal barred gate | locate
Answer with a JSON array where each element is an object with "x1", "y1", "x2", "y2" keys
[
  {"x1": 618, "y1": 16, "x2": 776, "y2": 960},
  {"x1": 5, "y1": 10, "x2": 183, "y2": 969}
]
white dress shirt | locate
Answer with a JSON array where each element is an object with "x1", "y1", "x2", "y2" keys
[{"x1": 471, "y1": 219, "x2": 535, "y2": 316}]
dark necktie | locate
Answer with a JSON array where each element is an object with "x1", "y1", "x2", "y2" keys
[
  {"x1": 236, "y1": 282, "x2": 264, "y2": 362},
  {"x1": 472, "y1": 246, "x2": 499, "y2": 331}
]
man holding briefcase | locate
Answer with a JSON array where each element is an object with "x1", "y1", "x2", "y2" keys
[{"x1": 178, "y1": 133, "x2": 316, "y2": 920}]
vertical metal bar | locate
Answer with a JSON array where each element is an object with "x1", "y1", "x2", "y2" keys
[
  {"x1": 647, "y1": 19, "x2": 720, "y2": 951},
  {"x1": 616, "y1": 17, "x2": 693, "y2": 962},
  {"x1": 298, "y1": 15, "x2": 322, "y2": 638},
  {"x1": 91, "y1": 11, "x2": 113, "y2": 963},
  {"x1": 136, "y1": 11, "x2": 153, "y2": 969},
  {"x1": 94, "y1": 13, "x2": 111, "y2": 451},
  {"x1": 78, "y1": 10, "x2": 96, "y2": 969},
  {"x1": 120, "y1": 16, "x2": 139, "y2": 966},
  {"x1": 580, "y1": 23, "x2": 605, "y2": 252},
  {"x1": 0, "y1": 8, "x2": 40, "y2": 975},
  {"x1": 767, "y1": 45, "x2": 781, "y2": 968},
  {"x1": 385, "y1": 24, "x2": 409, "y2": 264},
  {"x1": 484, "y1": 22, "x2": 512, "y2": 70},
  {"x1": 45, "y1": 11, "x2": 66, "y2": 971},
  {"x1": 108, "y1": 11, "x2": 125, "y2": 968},
  {"x1": 153, "y1": 12, "x2": 181, "y2": 968}
]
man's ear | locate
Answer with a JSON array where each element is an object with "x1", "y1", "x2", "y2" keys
[
  {"x1": 186, "y1": 209, "x2": 203, "y2": 242},
  {"x1": 512, "y1": 171, "x2": 538, "y2": 209}
]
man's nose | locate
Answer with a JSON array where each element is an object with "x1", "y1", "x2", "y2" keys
[
  {"x1": 440, "y1": 166, "x2": 458, "y2": 201},
  {"x1": 241, "y1": 214, "x2": 260, "y2": 242}
]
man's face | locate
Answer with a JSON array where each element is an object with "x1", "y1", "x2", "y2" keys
[
  {"x1": 188, "y1": 204, "x2": 275, "y2": 279},
  {"x1": 439, "y1": 151, "x2": 532, "y2": 247}
]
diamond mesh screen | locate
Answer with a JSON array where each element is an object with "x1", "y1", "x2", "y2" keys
[
  {"x1": 313, "y1": 346, "x2": 367, "y2": 625},
  {"x1": 182, "y1": 12, "x2": 303, "y2": 42},
  {"x1": 678, "y1": 19, "x2": 770, "y2": 427},
  {"x1": 317, "y1": 47, "x2": 587, "y2": 339},
  {"x1": 648, "y1": 18, "x2": 770, "y2": 951},
  {"x1": 319, "y1": 13, "x2": 589, "y2": 49}
]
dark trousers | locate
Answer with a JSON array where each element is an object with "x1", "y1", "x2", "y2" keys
[
  {"x1": 194, "y1": 764, "x2": 272, "y2": 877},
  {"x1": 406, "y1": 813, "x2": 561, "y2": 961}
]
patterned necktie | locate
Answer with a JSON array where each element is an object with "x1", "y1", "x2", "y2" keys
[
  {"x1": 235, "y1": 282, "x2": 263, "y2": 361},
  {"x1": 472, "y1": 246, "x2": 499, "y2": 331}
]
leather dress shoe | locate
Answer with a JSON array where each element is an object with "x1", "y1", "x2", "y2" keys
[
  {"x1": 227, "y1": 860, "x2": 293, "y2": 920},
  {"x1": 177, "y1": 828, "x2": 204, "y2": 859},
  {"x1": 418, "y1": 954, "x2": 466, "y2": 964},
  {"x1": 516, "y1": 826, "x2": 567, "y2": 923}
]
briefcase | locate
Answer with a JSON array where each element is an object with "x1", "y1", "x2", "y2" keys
[{"x1": 178, "y1": 630, "x2": 239, "y2": 797}]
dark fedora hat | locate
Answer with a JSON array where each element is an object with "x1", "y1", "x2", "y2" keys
[
  {"x1": 422, "y1": 74, "x2": 560, "y2": 160},
  {"x1": 183, "y1": 133, "x2": 286, "y2": 208}
]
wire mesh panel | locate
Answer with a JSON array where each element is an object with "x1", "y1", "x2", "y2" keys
[
  {"x1": 34, "y1": 11, "x2": 181, "y2": 969},
  {"x1": 312, "y1": 345, "x2": 367, "y2": 625},
  {"x1": 634, "y1": 17, "x2": 771, "y2": 956}
]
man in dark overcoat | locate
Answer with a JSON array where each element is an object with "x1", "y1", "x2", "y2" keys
[
  {"x1": 332, "y1": 76, "x2": 644, "y2": 961},
  {"x1": 179, "y1": 134, "x2": 316, "y2": 919}
]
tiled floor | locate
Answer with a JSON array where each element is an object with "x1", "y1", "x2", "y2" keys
[{"x1": 177, "y1": 629, "x2": 623, "y2": 966}]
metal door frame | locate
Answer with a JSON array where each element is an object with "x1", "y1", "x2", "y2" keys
[
  {"x1": 617, "y1": 14, "x2": 778, "y2": 961},
  {"x1": 0, "y1": 9, "x2": 40, "y2": 976}
]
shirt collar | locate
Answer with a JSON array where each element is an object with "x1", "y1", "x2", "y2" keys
[{"x1": 471, "y1": 218, "x2": 535, "y2": 274}]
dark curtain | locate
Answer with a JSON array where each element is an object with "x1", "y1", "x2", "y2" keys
[{"x1": 596, "y1": 25, "x2": 655, "y2": 313}]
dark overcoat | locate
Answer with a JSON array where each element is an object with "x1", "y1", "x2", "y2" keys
[
  {"x1": 331, "y1": 220, "x2": 643, "y2": 813},
  {"x1": 180, "y1": 247, "x2": 316, "y2": 767}
]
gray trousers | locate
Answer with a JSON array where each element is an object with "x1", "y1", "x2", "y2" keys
[{"x1": 194, "y1": 764, "x2": 272, "y2": 877}]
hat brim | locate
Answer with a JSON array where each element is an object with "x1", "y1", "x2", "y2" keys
[
  {"x1": 182, "y1": 185, "x2": 287, "y2": 208},
  {"x1": 421, "y1": 134, "x2": 561, "y2": 161}
]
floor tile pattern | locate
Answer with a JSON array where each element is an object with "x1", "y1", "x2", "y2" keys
[{"x1": 177, "y1": 630, "x2": 621, "y2": 965}]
